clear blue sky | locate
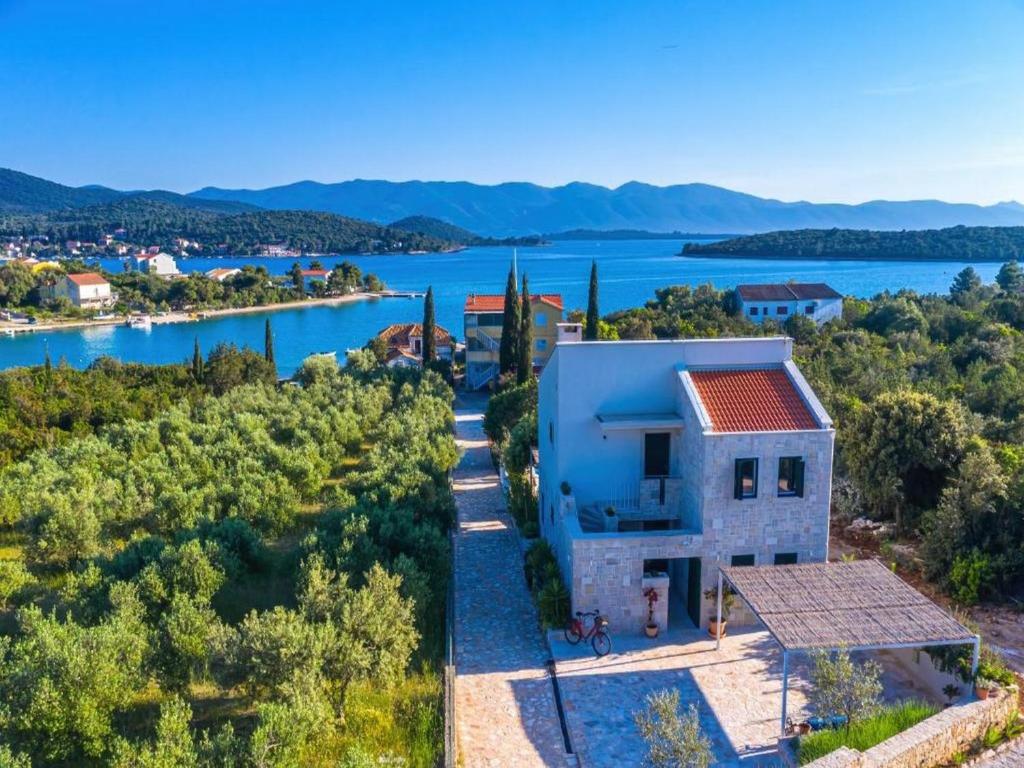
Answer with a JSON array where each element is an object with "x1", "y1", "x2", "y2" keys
[{"x1": 2, "y1": 0, "x2": 1023, "y2": 203}]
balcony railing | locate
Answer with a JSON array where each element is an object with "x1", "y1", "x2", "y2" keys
[{"x1": 578, "y1": 477, "x2": 684, "y2": 533}]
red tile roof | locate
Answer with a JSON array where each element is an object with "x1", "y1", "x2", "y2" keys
[
  {"x1": 690, "y1": 369, "x2": 819, "y2": 432},
  {"x1": 300, "y1": 269, "x2": 330, "y2": 277},
  {"x1": 464, "y1": 293, "x2": 563, "y2": 312},
  {"x1": 66, "y1": 272, "x2": 109, "y2": 286},
  {"x1": 376, "y1": 322, "x2": 452, "y2": 347}
]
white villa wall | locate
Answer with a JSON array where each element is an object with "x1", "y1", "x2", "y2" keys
[{"x1": 742, "y1": 297, "x2": 842, "y2": 326}]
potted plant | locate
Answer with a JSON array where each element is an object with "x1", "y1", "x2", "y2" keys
[
  {"x1": 560, "y1": 480, "x2": 572, "y2": 496},
  {"x1": 643, "y1": 587, "x2": 660, "y2": 638},
  {"x1": 703, "y1": 584, "x2": 736, "y2": 639},
  {"x1": 603, "y1": 506, "x2": 617, "y2": 532},
  {"x1": 974, "y1": 676, "x2": 994, "y2": 700}
]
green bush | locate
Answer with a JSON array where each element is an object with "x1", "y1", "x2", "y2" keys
[
  {"x1": 524, "y1": 540, "x2": 557, "y2": 593},
  {"x1": 797, "y1": 701, "x2": 939, "y2": 764},
  {"x1": 949, "y1": 550, "x2": 994, "y2": 605},
  {"x1": 537, "y1": 578, "x2": 570, "y2": 629}
]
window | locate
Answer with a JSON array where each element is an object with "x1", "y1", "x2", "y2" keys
[
  {"x1": 776, "y1": 305, "x2": 788, "y2": 315},
  {"x1": 777, "y1": 457, "x2": 805, "y2": 497},
  {"x1": 644, "y1": 433, "x2": 671, "y2": 477},
  {"x1": 774, "y1": 552, "x2": 798, "y2": 565},
  {"x1": 465, "y1": 314, "x2": 478, "y2": 327},
  {"x1": 536, "y1": 339, "x2": 548, "y2": 351},
  {"x1": 476, "y1": 312, "x2": 503, "y2": 326},
  {"x1": 749, "y1": 306, "x2": 759, "y2": 316},
  {"x1": 643, "y1": 558, "x2": 669, "y2": 576},
  {"x1": 734, "y1": 458, "x2": 758, "y2": 499},
  {"x1": 731, "y1": 554, "x2": 755, "y2": 567},
  {"x1": 804, "y1": 304, "x2": 815, "y2": 315},
  {"x1": 535, "y1": 313, "x2": 547, "y2": 326}
]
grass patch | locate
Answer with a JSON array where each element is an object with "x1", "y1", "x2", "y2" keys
[{"x1": 798, "y1": 700, "x2": 939, "y2": 765}]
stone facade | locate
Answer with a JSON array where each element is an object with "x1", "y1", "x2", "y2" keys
[{"x1": 799, "y1": 688, "x2": 1018, "y2": 768}]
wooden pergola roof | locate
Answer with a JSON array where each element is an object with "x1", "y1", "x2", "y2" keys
[{"x1": 720, "y1": 560, "x2": 976, "y2": 652}]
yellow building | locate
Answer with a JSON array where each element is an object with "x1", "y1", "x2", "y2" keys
[{"x1": 464, "y1": 293, "x2": 563, "y2": 389}]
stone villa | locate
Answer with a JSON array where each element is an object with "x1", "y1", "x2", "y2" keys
[{"x1": 537, "y1": 337, "x2": 835, "y2": 632}]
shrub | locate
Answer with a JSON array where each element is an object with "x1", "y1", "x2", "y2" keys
[
  {"x1": 798, "y1": 701, "x2": 938, "y2": 764},
  {"x1": 633, "y1": 690, "x2": 711, "y2": 768},
  {"x1": 524, "y1": 540, "x2": 557, "y2": 592},
  {"x1": 948, "y1": 550, "x2": 994, "y2": 605},
  {"x1": 537, "y1": 578, "x2": 570, "y2": 629},
  {"x1": 808, "y1": 647, "x2": 883, "y2": 729}
]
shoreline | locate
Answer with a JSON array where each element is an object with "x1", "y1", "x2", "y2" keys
[{"x1": 0, "y1": 292, "x2": 376, "y2": 336}]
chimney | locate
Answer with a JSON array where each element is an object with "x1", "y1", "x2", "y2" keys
[{"x1": 556, "y1": 322, "x2": 583, "y2": 344}]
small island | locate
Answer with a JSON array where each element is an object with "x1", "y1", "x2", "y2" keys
[{"x1": 681, "y1": 225, "x2": 1024, "y2": 262}]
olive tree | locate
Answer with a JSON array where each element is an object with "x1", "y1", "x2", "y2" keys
[
  {"x1": 808, "y1": 647, "x2": 883, "y2": 731},
  {"x1": 633, "y1": 689, "x2": 711, "y2": 768}
]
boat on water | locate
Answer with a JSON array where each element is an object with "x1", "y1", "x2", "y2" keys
[{"x1": 125, "y1": 314, "x2": 152, "y2": 329}]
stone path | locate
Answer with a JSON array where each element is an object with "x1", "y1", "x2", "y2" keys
[{"x1": 452, "y1": 393, "x2": 570, "y2": 767}]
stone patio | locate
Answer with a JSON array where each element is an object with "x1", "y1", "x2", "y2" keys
[{"x1": 550, "y1": 626, "x2": 941, "y2": 768}]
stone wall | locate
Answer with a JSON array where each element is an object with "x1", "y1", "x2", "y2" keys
[{"x1": 801, "y1": 688, "x2": 1018, "y2": 768}]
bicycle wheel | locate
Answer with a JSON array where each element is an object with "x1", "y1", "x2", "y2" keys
[
  {"x1": 564, "y1": 622, "x2": 583, "y2": 645},
  {"x1": 591, "y1": 631, "x2": 611, "y2": 657}
]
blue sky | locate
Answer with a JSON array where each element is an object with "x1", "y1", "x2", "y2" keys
[{"x1": 1, "y1": 0, "x2": 1023, "y2": 203}]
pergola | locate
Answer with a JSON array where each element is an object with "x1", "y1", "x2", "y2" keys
[{"x1": 714, "y1": 560, "x2": 980, "y2": 735}]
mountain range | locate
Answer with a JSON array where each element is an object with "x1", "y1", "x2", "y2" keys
[{"x1": 5, "y1": 167, "x2": 1024, "y2": 237}]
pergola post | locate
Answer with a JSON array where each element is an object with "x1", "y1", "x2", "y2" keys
[
  {"x1": 780, "y1": 650, "x2": 790, "y2": 736},
  {"x1": 971, "y1": 635, "x2": 981, "y2": 680},
  {"x1": 715, "y1": 569, "x2": 723, "y2": 651}
]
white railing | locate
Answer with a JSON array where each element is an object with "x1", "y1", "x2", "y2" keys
[
  {"x1": 475, "y1": 328, "x2": 501, "y2": 351},
  {"x1": 467, "y1": 363, "x2": 498, "y2": 390}
]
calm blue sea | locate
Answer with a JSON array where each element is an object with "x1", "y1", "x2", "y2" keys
[{"x1": 0, "y1": 239, "x2": 1002, "y2": 376}]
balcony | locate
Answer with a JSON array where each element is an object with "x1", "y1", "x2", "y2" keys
[{"x1": 578, "y1": 476, "x2": 685, "y2": 533}]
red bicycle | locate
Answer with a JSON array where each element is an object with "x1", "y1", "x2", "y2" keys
[{"x1": 564, "y1": 609, "x2": 612, "y2": 656}]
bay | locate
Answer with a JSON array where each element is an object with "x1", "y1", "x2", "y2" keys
[{"x1": 0, "y1": 239, "x2": 1001, "y2": 376}]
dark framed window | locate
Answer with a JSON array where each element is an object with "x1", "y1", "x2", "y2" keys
[
  {"x1": 778, "y1": 456, "x2": 805, "y2": 497},
  {"x1": 749, "y1": 306, "x2": 759, "y2": 316},
  {"x1": 734, "y1": 458, "x2": 758, "y2": 499},
  {"x1": 777, "y1": 305, "x2": 788, "y2": 315},
  {"x1": 804, "y1": 304, "x2": 815, "y2": 315},
  {"x1": 644, "y1": 558, "x2": 669, "y2": 576},
  {"x1": 731, "y1": 554, "x2": 755, "y2": 567},
  {"x1": 644, "y1": 432, "x2": 671, "y2": 478},
  {"x1": 774, "y1": 552, "x2": 798, "y2": 565}
]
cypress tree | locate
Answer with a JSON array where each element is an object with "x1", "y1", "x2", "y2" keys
[
  {"x1": 192, "y1": 337, "x2": 204, "y2": 382},
  {"x1": 517, "y1": 274, "x2": 533, "y2": 384},
  {"x1": 585, "y1": 259, "x2": 600, "y2": 341},
  {"x1": 422, "y1": 286, "x2": 437, "y2": 364},
  {"x1": 498, "y1": 262, "x2": 519, "y2": 374},
  {"x1": 264, "y1": 319, "x2": 275, "y2": 366}
]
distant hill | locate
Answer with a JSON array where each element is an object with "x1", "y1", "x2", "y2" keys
[
  {"x1": 681, "y1": 226, "x2": 1024, "y2": 262},
  {"x1": 0, "y1": 198, "x2": 453, "y2": 255},
  {"x1": 0, "y1": 168, "x2": 260, "y2": 215},
  {"x1": 188, "y1": 179, "x2": 1024, "y2": 237},
  {"x1": 546, "y1": 228, "x2": 737, "y2": 241},
  {"x1": 389, "y1": 215, "x2": 547, "y2": 247},
  {"x1": 0, "y1": 168, "x2": 123, "y2": 213}
]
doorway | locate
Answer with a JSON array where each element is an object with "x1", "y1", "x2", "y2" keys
[{"x1": 666, "y1": 557, "x2": 701, "y2": 629}]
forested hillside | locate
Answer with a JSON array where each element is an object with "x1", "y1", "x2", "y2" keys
[
  {"x1": 682, "y1": 225, "x2": 1024, "y2": 262},
  {"x1": 0, "y1": 356, "x2": 457, "y2": 766},
  {"x1": 0, "y1": 198, "x2": 453, "y2": 254},
  {"x1": 389, "y1": 215, "x2": 546, "y2": 246}
]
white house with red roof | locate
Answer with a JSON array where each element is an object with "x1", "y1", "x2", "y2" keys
[
  {"x1": 51, "y1": 272, "x2": 115, "y2": 308},
  {"x1": 737, "y1": 282, "x2": 843, "y2": 326},
  {"x1": 374, "y1": 322, "x2": 454, "y2": 368},
  {"x1": 537, "y1": 337, "x2": 834, "y2": 632},
  {"x1": 300, "y1": 269, "x2": 330, "y2": 294},
  {"x1": 131, "y1": 252, "x2": 180, "y2": 277}
]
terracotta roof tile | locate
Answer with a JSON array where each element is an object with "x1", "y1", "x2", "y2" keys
[
  {"x1": 464, "y1": 293, "x2": 563, "y2": 312},
  {"x1": 690, "y1": 368, "x2": 819, "y2": 432},
  {"x1": 376, "y1": 322, "x2": 452, "y2": 346},
  {"x1": 66, "y1": 272, "x2": 109, "y2": 286}
]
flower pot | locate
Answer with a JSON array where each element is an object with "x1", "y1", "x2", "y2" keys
[
  {"x1": 708, "y1": 619, "x2": 727, "y2": 639},
  {"x1": 975, "y1": 686, "x2": 991, "y2": 700},
  {"x1": 797, "y1": 722, "x2": 811, "y2": 736},
  {"x1": 644, "y1": 622, "x2": 659, "y2": 638}
]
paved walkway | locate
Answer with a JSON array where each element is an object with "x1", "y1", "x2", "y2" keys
[
  {"x1": 551, "y1": 627, "x2": 939, "y2": 768},
  {"x1": 452, "y1": 393, "x2": 570, "y2": 767},
  {"x1": 973, "y1": 738, "x2": 1024, "y2": 767}
]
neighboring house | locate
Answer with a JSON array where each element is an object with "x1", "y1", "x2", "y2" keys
[
  {"x1": 300, "y1": 269, "x2": 330, "y2": 293},
  {"x1": 49, "y1": 272, "x2": 115, "y2": 309},
  {"x1": 737, "y1": 283, "x2": 843, "y2": 325},
  {"x1": 375, "y1": 323, "x2": 453, "y2": 368},
  {"x1": 205, "y1": 267, "x2": 241, "y2": 283},
  {"x1": 463, "y1": 293, "x2": 563, "y2": 390},
  {"x1": 538, "y1": 337, "x2": 835, "y2": 632},
  {"x1": 131, "y1": 252, "x2": 180, "y2": 277}
]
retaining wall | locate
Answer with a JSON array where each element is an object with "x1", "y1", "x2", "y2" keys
[{"x1": 800, "y1": 688, "x2": 1017, "y2": 768}]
